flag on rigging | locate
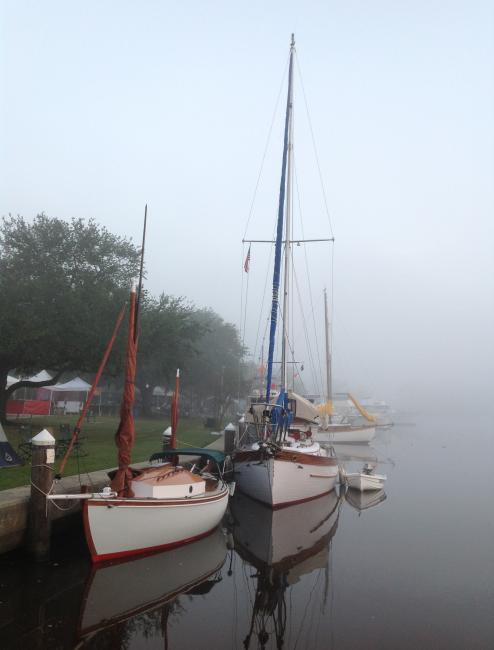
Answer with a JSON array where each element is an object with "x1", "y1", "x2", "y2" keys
[{"x1": 244, "y1": 244, "x2": 251, "y2": 273}]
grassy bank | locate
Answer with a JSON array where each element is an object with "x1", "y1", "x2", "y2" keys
[{"x1": 0, "y1": 415, "x2": 213, "y2": 490}]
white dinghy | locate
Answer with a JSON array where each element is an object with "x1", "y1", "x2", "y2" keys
[{"x1": 342, "y1": 462, "x2": 387, "y2": 492}]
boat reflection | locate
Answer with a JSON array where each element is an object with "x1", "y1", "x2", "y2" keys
[
  {"x1": 230, "y1": 492, "x2": 340, "y2": 648},
  {"x1": 345, "y1": 488, "x2": 387, "y2": 512},
  {"x1": 78, "y1": 526, "x2": 227, "y2": 642},
  {"x1": 328, "y1": 443, "x2": 379, "y2": 463}
]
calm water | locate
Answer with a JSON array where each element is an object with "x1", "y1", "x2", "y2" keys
[{"x1": 1, "y1": 414, "x2": 493, "y2": 649}]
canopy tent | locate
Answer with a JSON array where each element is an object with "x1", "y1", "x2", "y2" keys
[
  {"x1": 45, "y1": 377, "x2": 91, "y2": 392},
  {"x1": 6, "y1": 370, "x2": 54, "y2": 415},
  {"x1": 6, "y1": 375, "x2": 17, "y2": 388},
  {"x1": 46, "y1": 377, "x2": 92, "y2": 414}
]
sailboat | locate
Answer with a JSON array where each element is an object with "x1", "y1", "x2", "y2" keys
[
  {"x1": 49, "y1": 213, "x2": 230, "y2": 562},
  {"x1": 233, "y1": 35, "x2": 338, "y2": 508},
  {"x1": 313, "y1": 289, "x2": 377, "y2": 443},
  {"x1": 83, "y1": 286, "x2": 229, "y2": 562}
]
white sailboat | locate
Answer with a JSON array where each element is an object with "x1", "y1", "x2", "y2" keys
[
  {"x1": 50, "y1": 213, "x2": 229, "y2": 562},
  {"x1": 234, "y1": 35, "x2": 338, "y2": 508}
]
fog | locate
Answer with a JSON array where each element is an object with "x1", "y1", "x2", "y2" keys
[{"x1": 1, "y1": 1, "x2": 493, "y2": 412}]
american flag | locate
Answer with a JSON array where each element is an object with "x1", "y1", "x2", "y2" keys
[{"x1": 244, "y1": 244, "x2": 251, "y2": 273}]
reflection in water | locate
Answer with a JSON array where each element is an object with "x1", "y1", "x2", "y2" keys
[
  {"x1": 230, "y1": 492, "x2": 341, "y2": 649},
  {"x1": 345, "y1": 488, "x2": 387, "y2": 512},
  {"x1": 79, "y1": 526, "x2": 227, "y2": 647}
]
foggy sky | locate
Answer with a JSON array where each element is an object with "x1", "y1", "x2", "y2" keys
[{"x1": 1, "y1": 1, "x2": 493, "y2": 410}]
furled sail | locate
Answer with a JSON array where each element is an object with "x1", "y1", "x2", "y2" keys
[
  {"x1": 111, "y1": 287, "x2": 138, "y2": 497},
  {"x1": 348, "y1": 393, "x2": 377, "y2": 423}
]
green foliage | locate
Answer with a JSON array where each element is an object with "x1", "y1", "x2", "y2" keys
[
  {"x1": 184, "y1": 308, "x2": 246, "y2": 419},
  {"x1": 0, "y1": 214, "x2": 140, "y2": 374},
  {"x1": 136, "y1": 294, "x2": 202, "y2": 415}
]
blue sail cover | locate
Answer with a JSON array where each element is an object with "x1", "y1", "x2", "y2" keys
[{"x1": 265, "y1": 41, "x2": 295, "y2": 406}]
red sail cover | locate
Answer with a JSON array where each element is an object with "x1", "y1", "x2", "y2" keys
[{"x1": 111, "y1": 289, "x2": 137, "y2": 497}]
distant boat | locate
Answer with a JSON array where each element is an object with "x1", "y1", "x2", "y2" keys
[
  {"x1": 233, "y1": 35, "x2": 337, "y2": 508},
  {"x1": 314, "y1": 290, "x2": 377, "y2": 443},
  {"x1": 342, "y1": 463, "x2": 387, "y2": 492}
]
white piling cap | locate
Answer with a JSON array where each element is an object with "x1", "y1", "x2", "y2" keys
[
  {"x1": 163, "y1": 426, "x2": 172, "y2": 436},
  {"x1": 31, "y1": 429, "x2": 56, "y2": 446},
  {"x1": 224, "y1": 422, "x2": 236, "y2": 432}
]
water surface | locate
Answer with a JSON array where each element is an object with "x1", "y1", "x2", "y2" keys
[{"x1": 1, "y1": 414, "x2": 493, "y2": 649}]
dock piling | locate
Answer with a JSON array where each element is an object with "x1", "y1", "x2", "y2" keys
[{"x1": 27, "y1": 429, "x2": 56, "y2": 561}]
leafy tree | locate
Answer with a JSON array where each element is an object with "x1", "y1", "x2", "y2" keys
[
  {"x1": 0, "y1": 214, "x2": 140, "y2": 422},
  {"x1": 184, "y1": 309, "x2": 246, "y2": 425},
  {"x1": 136, "y1": 294, "x2": 201, "y2": 417}
]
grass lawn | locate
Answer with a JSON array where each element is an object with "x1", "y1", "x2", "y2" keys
[{"x1": 0, "y1": 415, "x2": 213, "y2": 490}]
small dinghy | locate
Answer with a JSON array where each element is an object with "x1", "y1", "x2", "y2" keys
[{"x1": 342, "y1": 463, "x2": 387, "y2": 492}]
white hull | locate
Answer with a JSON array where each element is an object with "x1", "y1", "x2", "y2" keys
[
  {"x1": 80, "y1": 526, "x2": 227, "y2": 637},
  {"x1": 313, "y1": 425, "x2": 376, "y2": 444},
  {"x1": 234, "y1": 449, "x2": 338, "y2": 508},
  {"x1": 344, "y1": 471, "x2": 386, "y2": 492},
  {"x1": 84, "y1": 486, "x2": 229, "y2": 562}
]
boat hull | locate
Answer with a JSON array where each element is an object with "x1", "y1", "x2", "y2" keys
[
  {"x1": 344, "y1": 472, "x2": 386, "y2": 491},
  {"x1": 233, "y1": 449, "x2": 338, "y2": 508},
  {"x1": 313, "y1": 425, "x2": 376, "y2": 444},
  {"x1": 83, "y1": 486, "x2": 229, "y2": 562}
]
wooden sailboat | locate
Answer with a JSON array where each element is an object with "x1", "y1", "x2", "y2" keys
[
  {"x1": 83, "y1": 286, "x2": 229, "y2": 562},
  {"x1": 233, "y1": 35, "x2": 338, "y2": 508},
  {"x1": 50, "y1": 212, "x2": 229, "y2": 562}
]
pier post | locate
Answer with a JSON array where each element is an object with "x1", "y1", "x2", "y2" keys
[
  {"x1": 27, "y1": 429, "x2": 56, "y2": 561},
  {"x1": 223, "y1": 422, "x2": 236, "y2": 454}
]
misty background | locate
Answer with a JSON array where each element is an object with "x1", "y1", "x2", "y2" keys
[{"x1": 1, "y1": 1, "x2": 493, "y2": 412}]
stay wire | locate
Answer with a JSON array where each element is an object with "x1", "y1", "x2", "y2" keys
[
  {"x1": 293, "y1": 158, "x2": 327, "y2": 397},
  {"x1": 295, "y1": 52, "x2": 335, "y2": 239},
  {"x1": 242, "y1": 55, "x2": 290, "y2": 240}
]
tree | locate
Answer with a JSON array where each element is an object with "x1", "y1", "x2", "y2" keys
[
  {"x1": 0, "y1": 214, "x2": 140, "y2": 422},
  {"x1": 184, "y1": 309, "x2": 246, "y2": 424},
  {"x1": 136, "y1": 294, "x2": 201, "y2": 417}
]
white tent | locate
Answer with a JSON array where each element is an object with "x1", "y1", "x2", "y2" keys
[
  {"x1": 6, "y1": 375, "x2": 18, "y2": 387},
  {"x1": 26, "y1": 370, "x2": 53, "y2": 383},
  {"x1": 46, "y1": 377, "x2": 91, "y2": 392},
  {"x1": 46, "y1": 377, "x2": 92, "y2": 414}
]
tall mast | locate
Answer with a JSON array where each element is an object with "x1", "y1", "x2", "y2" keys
[
  {"x1": 324, "y1": 288, "x2": 332, "y2": 422},
  {"x1": 281, "y1": 34, "x2": 295, "y2": 391},
  {"x1": 265, "y1": 34, "x2": 296, "y2": 403}
]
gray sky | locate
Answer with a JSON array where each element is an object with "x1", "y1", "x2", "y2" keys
[{"x1": 2, "y1": 1, "x2": 493, "y2": 409}]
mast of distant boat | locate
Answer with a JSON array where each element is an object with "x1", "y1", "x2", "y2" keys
[{"x1": 324, "y1": 288, "x2": 332, "y2": 424}]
